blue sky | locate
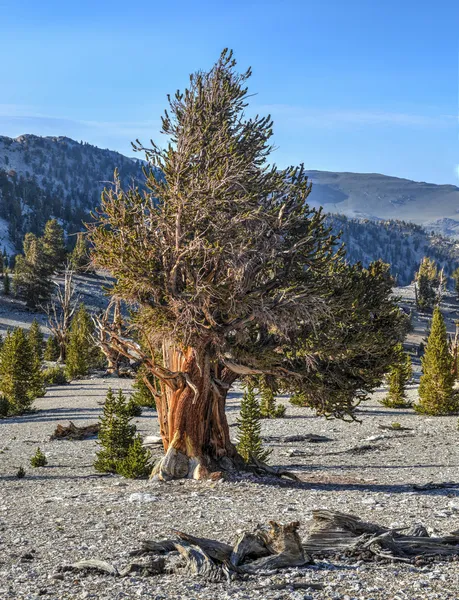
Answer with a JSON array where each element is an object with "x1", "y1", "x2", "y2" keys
[{"x1": 0, "y1": 0, "x2": 457, "y2": 184}]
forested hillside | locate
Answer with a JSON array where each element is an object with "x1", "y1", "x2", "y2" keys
[
  {"x1": 327, "y1": 214, "x2": 459, "y2": 285},
  {"x1": 0, "y1": 135, "x2": 145, "y2": 249}
]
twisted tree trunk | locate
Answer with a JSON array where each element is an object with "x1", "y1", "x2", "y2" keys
[{"x1": 152, "y1": 344, "x2": 241, "y2": 480}]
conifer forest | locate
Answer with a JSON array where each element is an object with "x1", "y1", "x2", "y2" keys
[{"x1": 1, "y1": 23, "x2": 459, "y2": 600}]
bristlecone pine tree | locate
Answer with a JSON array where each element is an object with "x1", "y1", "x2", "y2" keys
[
  {"x1": 0, "y1": 328, "x2": 40, "y2": 414},
  {"x1": 381, "y1": 343, "x2": 412, "y2": 408},
  {"x1": 94, "y1": 388, "x2": 149, "y2": 477},
  {"x1": 116, "y1": 435, "x2": 151, "y2": 479},
  {"x1": 417, "y1": 307, "x2": 457, "y2": 415},
  {"x1": 237, "y1": 384, "x2": 271, "y2": 463},
  {"x1": 3, "y1": 271, "x2": 10, "y2": 295},
  {"x1": 452, "y1": 267, "x2": 459, "y2": 299},
  {"x1": 259, "y1": 377, "x2": 286, "y2": 418},
  {"x1": 42, "y1": 219, "x2": 67, "y2": 272},
  {"x1": 14, "y1": 233, "x2": 53, "y2": 308},
  {"x1": 65, "y1": 304, "x2": 101, "y2": 379},
  {"x1": 88, "y1": 50, "x2": 406, "y2": 480},
  {"x1": 44, "y1": 335, "x2": 60, "y2": 361},
  {"x1": 70, "y1": 232, "x2": 90, "y2": 273},
  {"x1": 415, "y1": 257, "x2": 438, "y2": 310},
  {"x1": 28, "y1": 320, "x2": 45, "y2": 398}
]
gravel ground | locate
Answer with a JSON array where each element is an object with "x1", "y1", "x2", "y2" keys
[
  {"x1": 1, "y1": 375, "x2": 459, "y2": 600},
  {"x1": 1, "y1": 284, "x2": 459, "y2": 599}
]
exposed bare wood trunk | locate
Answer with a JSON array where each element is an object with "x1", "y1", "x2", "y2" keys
[
  {"x1": 92, "y1": 299, "x2": 129, "y2": 375},
  {"x1": 152, "y1": 343, "x2": 240, "y2": 480},
  {"x1": 45, "y1": 265, "x2": 79, "y2": 363}
]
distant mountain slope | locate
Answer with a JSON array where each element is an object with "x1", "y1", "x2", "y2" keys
[
  {"x1": 0, "y1": 134, "x2": 145, "y2": 249},
  {"x1": 307, "y1": 170, "x2": 459, "y2": 226},
  {"x1": 327, "y1": 214, "x2": 459, "y2": 286}
]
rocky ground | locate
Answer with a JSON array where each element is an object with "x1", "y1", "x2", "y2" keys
[
  {"x1": 0, "y1": 375, "x2": 458, "y2": 600},
  {"x1": 1, "y1": 284, "x2": 459, "y2": 599}
]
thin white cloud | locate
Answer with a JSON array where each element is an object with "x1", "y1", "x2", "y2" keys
[
  {"x1": 0, "y1": 105, "x2": 162, "y2": 138},
  {"x1": 255, "y1": 104, "x2": 456, "y2": 129}
]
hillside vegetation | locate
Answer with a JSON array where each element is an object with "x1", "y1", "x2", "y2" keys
[
  {"x1": 0, "y1": 135, "x2": 145, "y2": 248},
  {"x1": 327, "y1": 214, "x2": 459, "y2": 285}
]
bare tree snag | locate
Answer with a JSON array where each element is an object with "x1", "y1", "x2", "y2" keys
[{"x1": 45, "y1": 265, "x2": 79, "y2": 362}]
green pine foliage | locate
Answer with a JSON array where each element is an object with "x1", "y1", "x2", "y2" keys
[
  {"x1": 3, "y1": 271, "x2": 10, "y2": 295},
  {"x1": 30, "y1": 447, "x2": 47, "y2": 467},
  {"x1": 381, "y1": 344, "x2": 413, "y2": 408},
  {"x1": 0, "y1": 395, "x2": 9, "y2": 417},
  {"x1": 70, "y1": 232, "x2": 90, "y2": 273},
  {"x1": 130, "y1": 367, "x2": 157, "y2": 409},
  {"x1": 116, "y1": 435, "x2": 151, "y2": 479},
  {"x1": 16, "y1": 466, "x2": 25, "y2": 478},
  {"x1": 453, "y1": 267, "x2": 459, "y2": 298},
  {"x1": 417, "y1": 307, "x2": 458, "y2": 415},
  {"x1": 42, "y1": 219, "x2": 66, "y2": 272},
  {"x1": 0, "y1": 328, "x2": 40, "y2": 415},
  {"x1": 259, "y1": 378, "x2": 286, "y2": 418},
  {"x1": 13, "y1": 233, "x2": 53, "y2": 308},
  {"x1": 44, "y1": 335, "x2": 60, "y2": 361},
  {"x1": 65, "y1": 304, "x2": 102, "y2": 379},
  {"x1": 237, "y1": 384, "x2": 271, "y2": 463},
  {"x1": 42, "y1": 365, "x2": 68, "y2": 385},
  {"x1": 94, "y1": 388, "x2": 137, "y2": 474},
  {"x1": 27, "y1": 320, "x2": 46, "y2": 398},
  {"x1": 28, "y1": 319, "x2": 44, "y2": 360},
  {"x1": 415, "y1": 257, "x2": 438, "y2": 310}
]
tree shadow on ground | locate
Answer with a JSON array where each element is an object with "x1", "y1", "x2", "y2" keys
[{"x1": 245, "y1": 472, "x2": 459, "y2": 497}]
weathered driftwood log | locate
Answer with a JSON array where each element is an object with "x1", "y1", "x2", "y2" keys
[
  {"x1": 139, "y1": 520, "x2": 309, "y2": 580},
  {"x1": 304, "y1": 510, "x2": 459, "y2": 559},
  {"x1": 50, "y1": 421, "x2": 100, "y2": 440}
]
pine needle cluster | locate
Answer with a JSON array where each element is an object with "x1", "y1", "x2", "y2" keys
[
  {"x1": 237, "y1": 384, "x2": 271, "y2": 463},
  {"x1": 94, "y1": 388, "x2": 151, "y2": 478}
]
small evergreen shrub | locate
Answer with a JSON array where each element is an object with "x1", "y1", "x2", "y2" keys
[
  {"x1": 94, "y1": 388, "x2": 149, "y2": 478},
  {"x1": 42, "y1": 365, "x2": 68, "y2": 386},
  {"x1": 0, "y1": 327, "x2": 40, "y2": 415},
  {"x1": 30, "y1": 447, "x2": 47, "y2": 467},
  {"x1": 381, "y1": 343, "x2": 412, "y2": 408},
  {"x1": 126, "y1": 397, "x2": 143, "y2": 417},
  {"x1": 44, "y1": 335, "x2": 60, "y2": 361},
  {"x1": 237, "y1": 384, "x2": 271, "y2": 463},
  {"x1": 416, "y1": 307, "x2": 458, "y2": 415},
  {"x1": 130, "y1": 367, "x2": 157, "y2": 408},
  {"x1": 0, "y1": 395, "x2": 9, "y2": 417},
  {"x1": 16, "y1": 466, "x2": 25, "y2": 478},
  {"x1": 3, "y1": 271, "x2": 10, "y2": 295},
  {"x1": 259, "y1": 378, "x2": 286, "y2": 418},
  {"x1": 116, "y1": 435, "x2": 151, "y2": 479},
  {"x1": 66, "y1": 304, "x2": 105, "y2": 379}
]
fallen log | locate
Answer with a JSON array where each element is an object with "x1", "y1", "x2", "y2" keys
[
  {"x1": 59, "y1": 511, "x2": 459, "y2": 583},
  {"x1": 139, "y1": 520, "x2": 309, "y2": 580},
  {"x1": 304, "y1": 510, "x2": 459, "y2": 559},
  {"x1": 50, "y1": 421, "x2": 100, "y2": 440}
]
